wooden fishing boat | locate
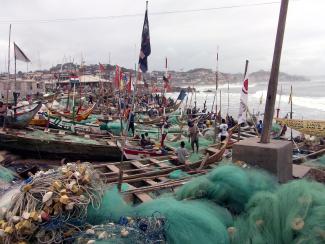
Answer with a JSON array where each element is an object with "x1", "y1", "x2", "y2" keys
[
  {"x1": 47, "y1": 114, "x2": 105, "y2": 134},
  {"x1": 121, "y1": 140, "x2": 175, "y2": 160},
  {"x1": 94, "y1": 138, "x2": 229, "y2": 203},
  {"x1": 95, "y1": 137, "x2": 228, "y2": 183},
  {"x1": 0, "y1": 128, "x2": 121, "y2": 161},
  {"x1": 47, "y1": 103, "x2": 96, "y2": 122},
  {"x1": 0, "y1": 102, "x2": 42, "y2": 129}
]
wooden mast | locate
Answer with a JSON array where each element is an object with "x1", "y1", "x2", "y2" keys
[
  {"x1": 238, "y1": 60, "x2": 249, "y2": 141},
  {"x1": 261, "y1": 0, "x2": 290, "y2": 143},
  {"x1": 290, "y1": 85, "x2": 293, "y2": 141},
  {"x1": 213, "y1": 52, "x2": 219, "y2": 143},
  {"x1": 118, "y1": 0, "x2": 148, "y2": 192},
  {"x1": 3, "y1": 24, "x2": 11, "y2": 129}
]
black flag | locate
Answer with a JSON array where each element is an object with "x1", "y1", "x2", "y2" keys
[{"x1": 138, "y1": 7, "x2": 151, "y2": 73}]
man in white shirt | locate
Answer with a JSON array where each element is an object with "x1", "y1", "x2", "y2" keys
[
  {"x1": 176, "y1": 141, "x2": 189, "y2": 165},
  {"x1": 219, "y1": 118, "x2": 228, "y2": 142}
]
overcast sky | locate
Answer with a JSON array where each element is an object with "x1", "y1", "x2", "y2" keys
[{"x1": 0, "y1": 0, "x2": 324, "y2": 76}]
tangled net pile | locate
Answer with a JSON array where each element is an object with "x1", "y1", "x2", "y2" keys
[
  {"x1": 75, "y1": 213, "x2": 167, "y2": 243},
  {"x1": 88, "y1": 165, "x2": 325, "y2": 244},
  {"x1": 0, "y1": 163, "x2": 104, "y2": 244}
]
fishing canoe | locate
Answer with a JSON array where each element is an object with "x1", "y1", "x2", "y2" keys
[
  {"x1": 0, "y1": 128, "x2": 121, "y2": 161},
  {"x1": 95, "y1": 137, "x2": 228, "y2": 184},
  {"x1": 0, "y1": 102, "x2": 42, "y2": 129},
  {"x1": 94, "y1": 138, "x2": 229, "y2": 203},
  {"x1": 47, "y1": 103, "x2": 96, "y2": 122}
]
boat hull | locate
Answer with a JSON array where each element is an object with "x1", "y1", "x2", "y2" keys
[
  {"x1": 0, "y1": 130, "x2": 121, "y2": 161},
  {"x1": 0, "y1": 102, "x2": 42, "y2": 129}
]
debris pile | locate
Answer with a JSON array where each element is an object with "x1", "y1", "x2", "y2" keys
[{"x1": 0, "y1": 163, "x2": 104, "y2": 244}]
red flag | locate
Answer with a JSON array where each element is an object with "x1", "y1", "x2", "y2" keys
[
  {"x1": 99, "y1": 63, "x2": 105, "y2": 73},
  {"x1": 114, "y1": 65, "x2": 120, "y2": 89},
  {"x1": 126, "y1": 73, "x2": 132, "y2": 93},
  {"x1": 151, "y1": 86, "x2": 160, "y2": 93}
]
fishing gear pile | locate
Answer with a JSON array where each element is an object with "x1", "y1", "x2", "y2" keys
[
  {"x1": 76, "y1": 213, "x2": 166, "y2": 243},
  {"x1": 0, "y1": 162, "x2": 104, "y2": 244}
]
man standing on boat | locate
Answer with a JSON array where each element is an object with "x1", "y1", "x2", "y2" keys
[
  {"x1": 128, "y1": 111, "x2": 135, "y2": 137},
  {"x1": 219, "y1": 119, "x2": 228, "y2": 142},
  {"x1": 188, "y1": 121, "x2": 199, "y2": 153}
]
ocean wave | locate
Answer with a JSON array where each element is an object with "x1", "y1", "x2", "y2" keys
[{"x1": 252, "y1": 90, "x2": 325, "y2": 112}]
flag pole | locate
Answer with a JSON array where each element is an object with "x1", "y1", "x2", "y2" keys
[
  {"x1": 214, "y1": 52, "x2": 219, "y2": 143},
  {"x1": 118, "y1": 0, "x2": 149, "y2": 192},
  {"x1": 14, "y1": 43, "x2": 17, "y2": 105},
  {"x1": 238, "y1": 60, "x2": 249, "y2": 141},
  {"x1": 227, "y1": 79, "x2": 229, "y2": 115},
  {"x1": 290, "y1": 85, "x2": 293, "y2": 141},
  {"x1": 3, "y1": 24, "x2": 11, "y2": 129}
]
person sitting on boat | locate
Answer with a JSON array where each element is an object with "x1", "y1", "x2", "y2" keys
[
  {"x1": 256, "y1": 120, "x2": 263, "y2": 134},
  {"x1": 0, "y1": 101, "x2": 6, "y2": 124},
  {"x1": 140, "y1": 134, "x2": 152, "y2": 149},
  {"x1": 6, "y1": 105, "x2": 15, "y2": 123},
  {"x1": 144, "y1": 132, "x2": 152, "y2": 143},
  {"x1": 219, "y1": 119, "x2": 229, "y2": 142},
  {"x1": 176, "y1": 141, "x2": 189, "y2": 166},
  {"x1": 188, "y1": 121, "x2": 199, "y2": 153}
]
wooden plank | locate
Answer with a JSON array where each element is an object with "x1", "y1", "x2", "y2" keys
[
  {"x1": 124, "y1": 183, "x2": 153, "y2": 202},
  {"x1": 144, "y1": 179, "x2": 158, "y2": 185},
  {"x1": 106, "y1": 164, "x2": 120, "y2": 173},
  {"x1": 206, "y1": 147, "x2": 220, "y2": 155},
  {"x1": 130, "y1": 161, "x2": 146, "y2": 168},
  {"x1": 149, "y1": 158, "x2": 169, "y2": 168},
  {"x1": 292, "y1": 164, "x2": 311, "y2": 178}
]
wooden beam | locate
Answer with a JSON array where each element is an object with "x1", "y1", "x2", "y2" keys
[{"x1": 261, "y1": 0, "x2": 290, "y2": 143}]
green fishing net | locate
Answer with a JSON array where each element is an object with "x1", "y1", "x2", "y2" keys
[
  {"x1": 176, "y1": 165, "x2": 278, "y2": 213},
  {"x1": 168, "y1": 169, "x2": 189, "y2": 179},
  {"x1": 272, "y1": 123, "x2": 282, "y2": 133},
  {"x1": 0, "y1": 165, "x2": 15, "y2": 183},
  {"x1": 231, "y1": 180, "x2": 325, "y2": 244},
  {"x1": 88, "y1": 190, "x2": 232, "y2": 244},
  {"x1": 302, "y1": 155, "x2": 325, "y2": 170},
  {"x1": 86, "y1": 165, "x2": 325, "y2": 244}
]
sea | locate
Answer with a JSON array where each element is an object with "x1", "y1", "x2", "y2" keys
[{"x1": 168, "y1": 79, "x2": 325, "y2": 121}]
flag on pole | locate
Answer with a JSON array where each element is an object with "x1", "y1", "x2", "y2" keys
[
  {"x1": 99, "y1": 63, "x2": 106, "y2": 73},
  {"x1": 14, "y1": 42, "x2": 31, "y2": 62},
  {"x1": 126, "y1": 72, "x2": 132, "y2": 93},
  {"x1": 238, "y1": 75, "x2": 249, "y2": 124},
  {"x1": 114, "y1": 65, "x2": 121, "y2": 89},
  {"x1": 138, "y1": 6, "x2": 151, "y2": 73},
  {"x1": 177, "y1": 89, "x2": 187, "y2": 101},
  {"x1": 163, "y1": 74, "x2": 172, "y2": 92}
]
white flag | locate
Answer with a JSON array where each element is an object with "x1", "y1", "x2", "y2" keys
[
  {"x1": 14, "y1": 42, "x2": 31, "y2": 62},
  {"x1": 238, "y1": 76, "x2": 248, "y2": 124}
]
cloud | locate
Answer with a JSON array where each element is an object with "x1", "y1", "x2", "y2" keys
[{"x1": 0, "y1": 0, "x2": 324, "y2": 76}]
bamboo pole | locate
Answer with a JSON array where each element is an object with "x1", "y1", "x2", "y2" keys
[{"x1": 261, "y1": 0, "x2": 290, "y2": 143}]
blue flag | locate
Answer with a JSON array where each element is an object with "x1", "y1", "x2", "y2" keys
[
  {"x1": 138, "y1": 8, "x2": 151, "y2": 73},
  {"x1": 177, "y1": 89, "x2": 187, "y2": 101}
]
